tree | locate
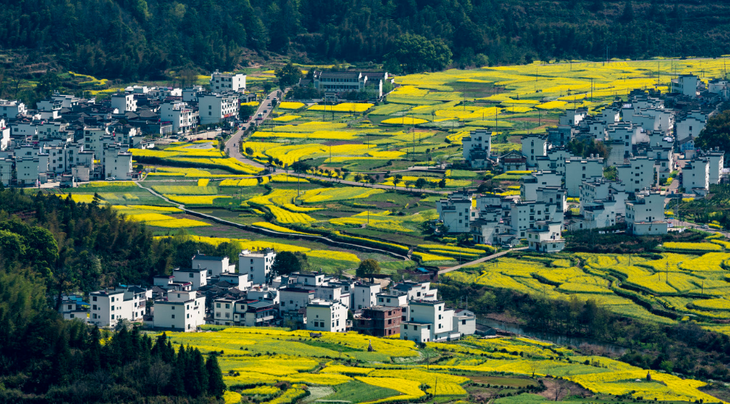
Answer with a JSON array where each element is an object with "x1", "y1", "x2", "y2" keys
[
  {"x1": 385, "y1": 34, "x2": 452, "y2": 73},
  {"x1": 270, "y1": 251, "x2": 303, "y2": 277},
  {"x1": 415, "y1": 178, "x2": 427, "y2": 189},
  {"x1": 438, "y1": 178, "x2": 447, "y2": 188},
  {"x1": 356, "y1": 259, "x2": 380, "y2": 280},
  {"x1": 239, "y1": 105, "x2": 256, "y2": 121},
  {"x1": 35, "y1": 72, "x2": 61, "y2": 98},
  {"x1": 275, "y1": 62, "x2": 303, "y2": 88},
  {"x1": 696, "y1": 109, "x2": 730, "y2": 154},
  {"x1": 206, "y1": 354, "x2": 225, "y2": 398},
  {"x1": 620, "y1": 0, "x2": 634, "y2": 23}
]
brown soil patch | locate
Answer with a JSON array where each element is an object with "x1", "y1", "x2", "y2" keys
[{"x1": 538, "y1": 378, "x2": 592, "y2": 401}]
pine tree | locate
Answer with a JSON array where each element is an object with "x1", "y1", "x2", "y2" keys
[{"x1": 206, "y1": 354, "x2": 225, "y2": 398}]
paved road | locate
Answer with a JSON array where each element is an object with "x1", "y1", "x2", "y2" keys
[
  {"x1": 438, "y1": 247, "x2": 529, "y2": 275},
  {"x1": 287, "y1": 172, "x2": 449, "y2": 195},
  {"x1": 225, "y1": 89, "x2": 284, "y2": 168}
]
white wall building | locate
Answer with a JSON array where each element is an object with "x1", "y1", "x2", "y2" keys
[
  {"x1": 683, "y1": 158, "x2": 709, "y2": 193},
  {"x1": 674, "y1": 74, "x2": 699, "y2": 98},
  {"x1": 89, "y1": 286, "x2": 147, "y2": 328},
  {"x1": 173, "y1": 267, "x2": 208, "y2": 290},
  {"x1": 111, "y1": 93, "x2": 137, "y2": 113},
  {"x1": 401, "y1": 300, "x2": 457, "y2": 342},
  {"x1": 521, "y1": 171, "x2": 562, "y2": 202},
  {"x1": 564, "y1": 157, "x2": 604, "y2": 197},
  {"x1": 526, "y1": 221, "x2": 565, "y2": 253},
  {"x1": 199, "y1": 93, "x2": 238, "y2": 126},
  {"x1": 707, "y1": 149, "x2": 725, "y2": 185},
  {"x1": 0, "y1": 100, "x2": 26, "y2": 119},
  {"x1": 160, "y1": 102, "x2": 195, "y2": 133},
  {"x1": 103, "y1": 145, "x2": 133, "y2": 180},
  {"x1": 279, "y1": 287, "x2": 314, "y2": 314},
  {"x1": 239, "y1": 248, "x2": 276, "y2": 285},
  {"x1": 153, "y1": 290, "x2": 205, "y2": 332},
  {"x1": 436, "y1": 191, "x2": 472, "y2": 233},
  {"x1": 352, "y1": 282, "x2": 381, "y2": 310},
  {"x1": 521, "y1": 134, "x2": 548, "y2": 167},
  {"x1": 675, "y1": 111, "x2": 707, "y2": 142},
  {"x1": 210, "y1": 71, "x2": 246, "y2": 93},
  {"x1": 462, "y1": 129, "x2": 492, "y2": 168},
  {"x1": 616, "y1": 157, "x2": 655, "y2": 194},
  {"x1": 626, "y1": 192, "x2": 667, "y2": 235},
  {"x1": 191, "y1": 254, "x2": 236, "y2": 278},
  {"x1": 306, "y1": 300, "x2": 348, "y2": 333}
]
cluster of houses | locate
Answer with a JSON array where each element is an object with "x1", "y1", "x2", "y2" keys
[
  {"x1": 59, "y1": 250, "x2": 476, "y2": 342},
  {"x1": 0, "y1": 71, "x2": 253, "y2": 186},
  {"x1": 445, "y1": 76, "x2": 728, "y2": 252}
]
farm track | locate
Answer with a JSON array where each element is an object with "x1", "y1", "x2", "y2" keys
[
  {"x1": 134, "y1": 182, "x2": 412, "y2": 261},
  {"x1": 438, "y1": 247, "x2": 529, "y2": 274}
]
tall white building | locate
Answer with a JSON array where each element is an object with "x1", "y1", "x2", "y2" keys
[
  {"x1": 239, "y1": 249, "x2": 276, "y2": 285},
  {"x1": 626, "y1": 192, "x2": 667, "y2": 235},
  {"x1": 173, "y1": 267, "x2": 208, "y2": 290},
  {"x1": 306, "y1": 299, "x2": 348, "y2": 333},
  {"x1": 564, "y1": 157, "x2": 604, "y2": 197},
  {"x1": 160, "y1": 102, "x2": 195, "y2": 133},
  {"x1": 616, "y1": 157, "x2": 655, "y2": 194},
  {"x1": 0, "y1": 100, "x2": 26, "y2": 119},
  {"x1": 682, "y1": 158, "x2": 709, "y2": 193},
  {"x1": 153, "y1": 290, "x2": 205, "y2": 332},
  {"x1": 352, "y1": 282, "x2": 381, "y2": 310},
  {"x1": 436, "y1": 191, "x2": 472, "y2": 233},
  {"x1": 462, "y1": 129, "x2": 492, "y2": 168},
  {"x1": 400, "y1": 300, "x2": 457, "y2": 343},
  {"x1": 191, "y1": 254, "x2": 236, "y2": 278},
  {"x1": 210, "y1": 71, "x2": 246, "y2": 93},
  {"x1": 103, "y1": 144, "x2": 133, "y2": 180},
  {"x1": 521, "y1": 134, "x2": 548, "y2": 167},
  {"x1": 111, "y1": 93, "x2": 137, "y2": 113},
  {"x1": 89, "y1": 286, "x2": 147, "y2": 328},
  {"x1": 198, "y1": 93, "x2": 239, "y2": 126}
]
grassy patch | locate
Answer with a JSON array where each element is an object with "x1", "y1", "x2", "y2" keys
[{"x1": 319, "y1": 380, "x2": 400, "y2": 402}]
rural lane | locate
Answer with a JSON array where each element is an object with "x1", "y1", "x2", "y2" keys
[{"x1": 438, "y1": 247, "x2": 529, "y2": 275}]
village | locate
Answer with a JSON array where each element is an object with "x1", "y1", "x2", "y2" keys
[
  {"x1": 440, "y1": 74, "x2": 728, "y2": 253},
  {"x1": 60, "y1": 249, "x2": 477, "y2": 343}
]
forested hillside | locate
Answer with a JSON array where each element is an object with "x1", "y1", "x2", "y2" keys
[{"x1": 1, "y1": 0, "x2": 730, "y2": 80}]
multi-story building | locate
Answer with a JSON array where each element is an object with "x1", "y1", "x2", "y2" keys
[
  {"x1": 191, "y1": 254, "x2": 236, "y2": 278},
  {"x1": 279, "y1": 287, "x2": 314, "y2": 315},
  {"x1": 111, "y1": 93, "x2": 137, "y2": 113},
  {"x1": 352, "y1": 282, "x2": 381, "y2": 310},
  {"x1": 160, "y1": 102, "x2": 195, "y2": 133},
  {"x1": 521, "y1": 171, "x2": 562, "y2": 202},
  {"x1": 306, "y1": 299, "x2": 348, "y2": 333},
  {"x1": 564, "y1": 157, "x2": 604, "y2": 197},
  {"x1": 521, "y1": 134, "x2": 548, "y2": 167},
  {"x1": 89, "y1": 286, "x2": 147, "y2": 328},
  {"x1": 239, "y1": 249, "x2": 276, "y2": 285},
  {"x1": 683, "y1": 158, "x2": 709, "y2": 194},
  {"x1": 153, "y1": 290, "x2": 206, "y2": 332},
  {"x1": 436, "y1": 191, "x2": 472, "y2": 233},
  {"x1": 526, "y1": 221, "x2": 565, "y2": 253},
  {"x1": 616, "y1": 156, "x2": 655, "y2": 195},
  {"x1": 462, "y1": 129, "x2": 493, "y2": 168},
  {"x1": 0, "y1": 100, "x2": 26, "y2": 119},
  {"x1": 210, "y1": 71, "x2": 246, "y2": 93},
  {"x1": 212, "y1": 298, "x2": 277, "y2": 327},
  {"x1": 103, "y1": 144, "x2": 133, "y2": 180},
  {"x1": 354, "y1": 306, "x2": 402, "y2": 337},
  {"x1": 626, "y1": 191, "x2": 667, "y2": 235},
  {"x1": 400, "y1": 300, "x2": 458, "y2": 343},
  {"x1": 173, "y1": 267, "x2": 208, "y2": 290},
  {"x1": 198, "y1": 93, "x2": 239, "y2": 126}
]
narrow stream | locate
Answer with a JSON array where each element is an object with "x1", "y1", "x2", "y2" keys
[{"x1": 478, "y1": 317, "x2": 627, "y2": 355}]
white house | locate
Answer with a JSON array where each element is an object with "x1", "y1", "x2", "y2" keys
[
  {"x1": 89, "y1": 286, "x2": 147, "y2": 328},
  {"x1": 564, "y1": 157, "x2": 604, "y2": 197},
  {"x1": 0, "y1": 100, "x2": 26, "y2": 119},
  {"x1": 103, "y1": 144, "x2": 133, "y2": 180},
  {"x1": 707, "y1": 149, "x2": 725, "y2": 185},
  {"x1": 401, "y1": 300, "x2": 458, "y2": 342},
  {"x1": 534, "y1": 147, "x2": 576, "y2": 176},
  {"x1": 675, "y1": 111, "x2": 707, "y2": 142},
  {"x1": 616, "y1": 157, "x2": 655, "y2": 194},
  {"x1": 462, "y1": 129, "x2": 492, "y2": 168},
  {"x1": 58, "y1": 295, "x2": 89, "y2": 322},
  {"x1": 452, "y1": 309, "x2": 477, "y2": 336},
  {"x1": 198, "y1": 93, "x2": 239, "y2": 126},
  {"x1": 352, "y1": 282, "x2": 381, "y2": 310},
  {"x1": 682, "y1": 158, "x2": 709, "y2": 194},
  {"x1": 191, "y1": 254, "x2": 235, "y2": 278},
  {"x1": 521, "y1": 134, "x2": 548, "y2": 167},
  {"x1": 111, "y1": 93, "x2": 137, "y2": 113},
  {"x1": 16, "y1": 157, "x2": 40, "y2": 186},
  {"x1": 160, "y1": 102, "x2": 196, "y2": 133},
  {"x1": 436, "y1": 191, "x2": 472, "y2": 233},
  {"x1": 0, "y1": 158, "x2": 12, "y2": 185},
  {"x1": 173, "y1": 267, "x2": 208, "y2": 290},
  {"x1": 391, "y1": 281, "x2": 436, "y2": 301},
  {"x1": 306, "y1": 299, "x2": 348, "y2": 333},
  {"x1": 521, "y1": 171, "x2": 562, "y2": 202},
  {"x1": 239, "y1": 248, "x2": 276, "y2": 285},
  {"x1": 279, "y1": 287, "x2": 314, "y2": 314},
  {"x1": 153, "y1": 290, "x2": 205, "y2": 332},
  {"x1": 210, "y1": 71, "x2": 246, "y2": 93},
  {"x1": 626, "y1": 191, "x2": 667, "y2": 236},
  {"x1": 526, "y1": 221, "x2": 565, "y2": 253},
  {"x1": 673, "y1": 74, "x2": 699, "y2": 97}
]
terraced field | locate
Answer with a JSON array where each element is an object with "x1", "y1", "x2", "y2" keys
[{"x1": 167, "y1": 327, "x2": 724, "y2": 404}]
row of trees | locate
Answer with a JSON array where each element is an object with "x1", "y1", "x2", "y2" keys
[{"x1": 2, "y1": 0, "x2": 730, "y2": 80}]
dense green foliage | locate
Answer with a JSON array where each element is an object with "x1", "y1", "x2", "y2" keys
[
  {"x1": 696, "y1": 108, "x2": 730, "y2": 153},
  {"x1": 438, "y1": 278, "x2": 730, "y2": 382},
  {"x1": 2, "y1": 0, "x2": 730, "y2": 80}
]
